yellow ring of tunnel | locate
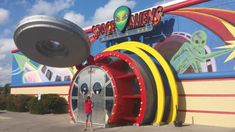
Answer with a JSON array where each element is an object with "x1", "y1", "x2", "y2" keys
[
  {"x1": 104, "y1": 44, "x2": 165, "y2": 125},
  {"x1": 114, "y1": 41, "x2": 179, "y2": 123}
]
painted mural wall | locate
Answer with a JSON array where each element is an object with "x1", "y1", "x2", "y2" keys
[
  {"x1": 92, "y1": 0, "x2": 235, "y2": 79},
  {"x1": 11, "y1": 51, "x2": 76, "y2": 87},
  {"x1": 12, "y1": 1, "x2": 235, "y2": 84}
]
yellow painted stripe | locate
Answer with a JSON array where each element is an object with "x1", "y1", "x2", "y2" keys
[
  {"x1": 178, "y1": 97, "x2": 235, "y2": 112},
  {"x1": 104, "y1": 43, "x2": 165, "y2": 125},
  {"x1": 123, "y1": 42, "x2": 178, "y2": 123},
  {"x1": 11, "y1": 86, "x2": 69, "y2": 95},
  {"x1": 177, "y1": 111, "x2": 235, "y2": 128},
  {"x1": 177, "y1": 80, "x2": 235, "y2": 95}
]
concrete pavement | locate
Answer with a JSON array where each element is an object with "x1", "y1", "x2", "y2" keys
[{"x1": 0, "y1": 110, "x2": 234, "y2": 132}]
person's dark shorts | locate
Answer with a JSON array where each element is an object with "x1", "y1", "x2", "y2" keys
[{"x1": 86, "y1": 113, "x2": 92, "y2": 120}]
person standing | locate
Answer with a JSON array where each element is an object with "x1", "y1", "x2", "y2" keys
[{"x1": 83, "y1": 95, "x2": 93, "y2": 131}]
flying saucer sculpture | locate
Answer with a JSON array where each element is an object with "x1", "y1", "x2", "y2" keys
[{"x1": 14, "y1": 15, "x2": 90, "y2": 67}]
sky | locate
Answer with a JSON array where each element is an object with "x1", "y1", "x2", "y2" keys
[{"x1": 0, "y1": 0, "x2": 165, "y2": 86}]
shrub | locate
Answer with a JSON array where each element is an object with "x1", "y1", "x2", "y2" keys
[
  {"x1": 28, "y1": 94, "x2": 68, "y2": 114},
  {"x1": 41, "y1": 94, "x2": 59, "y2": 113},
  {"x1": 6, "y1": 95, "x2": 16, "y2": 111},
  {"x1": 14, "y1": 95, "x2": 33, "y2": 112},
  {"x1": 28, "y1": 97, "x2": 46, "y2": 114},
  {"x1": 52, "y1": 97, "x2": 68, "y2": 114},
  {"x1": 6, "y1": 94, "x2": 33, "y2": 112},
  {"x1": 0, "y1": 95, "x2": 6, "y2": 110}
]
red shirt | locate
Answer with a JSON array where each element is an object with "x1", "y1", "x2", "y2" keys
[{"x1": 84, "y1": 100, "x2": 92, "y2": 113}]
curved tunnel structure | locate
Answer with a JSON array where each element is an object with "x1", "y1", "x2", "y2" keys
[{"x1": 68, "y1": 42, "x2": 178, "y2": 126}]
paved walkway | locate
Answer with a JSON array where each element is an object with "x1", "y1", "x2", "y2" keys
[{"x1": 0, "y1": 110, "x2": 234, "y2": 132}]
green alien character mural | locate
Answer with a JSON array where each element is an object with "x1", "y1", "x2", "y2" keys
[
  {"x1": 113, "y1": 6, "x2": 131, "y2": 32},
  {"x1": 170, "y1": 30, "x2": 235, "y2": 74}
]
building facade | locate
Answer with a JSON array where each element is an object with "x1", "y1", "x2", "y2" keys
[{"x1": 12, "y1": 0, "x2": 235, "y2": 128}]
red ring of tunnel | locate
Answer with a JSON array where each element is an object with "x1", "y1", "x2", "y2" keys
[
  {"x1": 68, "y1": 51, "x2": 150, "y2": 125},
  {"x1": 94, "y1": 51, "x2": 147, "y2": 125}
]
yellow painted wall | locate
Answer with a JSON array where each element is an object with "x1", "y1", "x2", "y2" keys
[
  {"x1": 11, "y1": 85, "x2": 70, "y2": 101},
  {"x1": 10, "y1": 79, "x2": 235, "y2": 127},
  {"x1": 177, "y1": 79, "x2": 235, "y2": 94},
  {"x1": 177, "y1": 112, "x2": 235, "y2": 128},
  {"x1": 177, "y1": 79, "x2": 235, "y2": 128}
]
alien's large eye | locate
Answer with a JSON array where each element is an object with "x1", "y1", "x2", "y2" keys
[
  {"x1": 201, "y1": 40, "x2": 205, "y2": 44},
  {"x1": 115, "y1": 16, "x2": 120, "y2": 22},
  {"x1": 122, "y1": 14, "x2": 128, "y2": 21},
  {"x1": 195, "y1": 40, "x2": 199, "y2": 44}
]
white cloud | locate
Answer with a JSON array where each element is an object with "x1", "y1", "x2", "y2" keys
[
  {"x1": 63, "y1": 0, "x2": 136, "y2": 28},
  {"x1": 30, "y1": 0, "x2": 74, "y2": 15},
  {"x1": 0, "y1": 8, "x2": 9, "y2": 24},
  {"x1": 0, "y1": 38, "x2": 16, "y2": 60},
  {"x1": 92, "y1": 0, "x2": 135, "y2": 24},
  {"x1": 0, "y1": 54, "x2": 6, "y2": 60},
  {"x1": 64, "y1": 11, "x2": 88, "y2": 27},
  {"x1": 0, "y1": 38, "x2": 15, "y2": 86}
]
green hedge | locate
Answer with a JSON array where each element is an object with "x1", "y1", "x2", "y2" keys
[
  {"x1": 28, "y1": 94, "x2": 68, "y2": 114},
  {"x1": 6, "y1": 95, "x2": 33, "y2": 112},
  {"x1": 6, "y1": 95, "x2": 15, "y2": 111},
  {"x1": 0, "y1": 95, "x2": 6, "y2": 110},
  {"x1": 28, "y1": 97, "x2": 46, "y2": 114},
  {"x1": 14, "y1": 95, "x2": 33, "y2": 112},
  {"x1": 0, "y1": 94, "x2": 67, "y2": 114},
  {"x1": 52, "y1": 97, "x2": 68, "y2": 114}
]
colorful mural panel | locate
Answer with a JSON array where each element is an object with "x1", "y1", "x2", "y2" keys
[
  {"x1": 12, "y1": 52, "x2": 76, "y2": 86},
  {"x1": 98, "y1": 2, "x2": 235, "y2": 75}
]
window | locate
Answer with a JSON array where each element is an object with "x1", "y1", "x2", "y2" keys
[
  {"x1": 72, "y1": 85, "x2": 78, "y2": 96},
  {"x1": 93, "y1": 82, "x2": 102, "y2": 95},
  {"x1": 105, "y1": 74, "x2": 109, "y2": 83},
  {"x1": 64, "y1": 76, "x2": 71, "y2": 81},
  {"x1": 105, "y1": 100, "x2": 113, "y2": 116},
  {"x1": 55, "y1": 75, "x2": 62, "y2": 82},
  {"x1": 80, "y1": 83, "x2": 88, "y2": 95},
  {"x1": 41, "y1": 65, "x2": 47, "y2": 73},
  {"x1": 105, "y1": 83, "x2": 113, "y2": 96},
  {"x1": 46, "y1": 70, "x2": 52, "y2": 81},
  {"x1": 72, "y1": 99, "x2": 77, "y2": 110}
]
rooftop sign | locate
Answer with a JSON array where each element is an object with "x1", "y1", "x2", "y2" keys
[{"x1": 92, "y1": 6, "x2": 164, "y2": 41}]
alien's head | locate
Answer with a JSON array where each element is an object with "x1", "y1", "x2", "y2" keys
[
  {"x1": 113, "y1": 6, "x2": 131, "y2": 32},
  {"x1": 192, "y1": 30, "x2": 207, "y2": 50}
]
